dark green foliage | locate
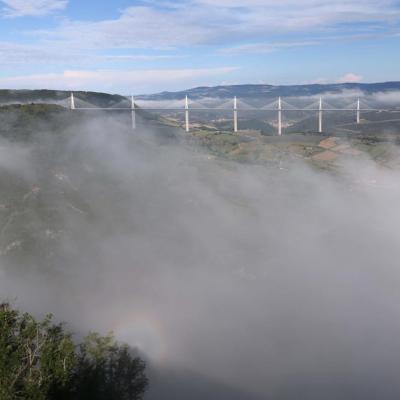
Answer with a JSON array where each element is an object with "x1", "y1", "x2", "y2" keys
[
  {"x1": 0, "y1": 104, "x2": 64, "y2": 142},
  {"x1": 71, "y1": 333, "x2": 148, "y2": 400},
  {"x1": 0, "y1": 104, "x2": 79, "y2": 142},
  {"x1": 0, "y1": 303, "x2": 76, "y2": 400},
  {"x1": 0, "y1": 304, "x2": 148, "y2": 400}
]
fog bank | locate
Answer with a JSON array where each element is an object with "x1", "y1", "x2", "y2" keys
[{"x1": 1, "y1": 113, "x2": 400, "y2": 399}]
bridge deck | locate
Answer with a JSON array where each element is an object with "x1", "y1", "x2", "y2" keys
[{"x1": 73, "y1": 108, "x2": 395, "y2": 112}]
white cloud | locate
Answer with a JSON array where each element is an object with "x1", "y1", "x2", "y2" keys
[
  {"x1": 0, "y1": 0, "x2": 397, "y2": 91},
  {"x1": 33, "y1": 6, "x2": 209, "y2": 49},
  {"x1": 102, "y1": 55, "x2": 181, "y2": 61},
  {"x1": 307, "y1": 73, "x2": 364, "y2": 85},
  {"x1": 0, "y1": 41, "x2": 181, "y2": 66},
  {"x1": 336, "y1": 73, "x2": 364, "y2": 83},
  {"x1": 0, "y1": 41, "x2": 70, "y2": 64},
  {"x1": 0, "y1": 67, "x2": 239, "y2": 93},
  {"x1": 31, "y1": 0, "x2": 400, "y2": 49},
  {"x1": 371, "y1": 90, "x2": 400, "y2": 104},
  {"x1": 219, "y1": 41, "x2": 320, "y2": 55},
  {"x1": 1, "y1": 0, "x2": 67, "y2": 17}
]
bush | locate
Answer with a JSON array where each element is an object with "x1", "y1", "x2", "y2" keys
[{"x1": 0, "y1": 303, "x2": 148, "y2": 400}]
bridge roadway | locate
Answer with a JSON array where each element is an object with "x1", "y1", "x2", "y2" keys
[{"x1": 73, "y1": 107, "x2": 396, "y2": 112}]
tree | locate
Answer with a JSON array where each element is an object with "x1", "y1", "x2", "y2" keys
[
  {"x1": 71, "y1": 332, "x2": 148, "y2": 400},
  {"x1": 0, "y1": 303, "x2": 148, "y2": 400},
  {"x1": 0, "y1": 304, "x2": 76, "y2": 400}
]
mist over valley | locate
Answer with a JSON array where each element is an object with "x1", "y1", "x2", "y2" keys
[{"x1": 1, "y1": 85, "x2": 400, "y2": 398}]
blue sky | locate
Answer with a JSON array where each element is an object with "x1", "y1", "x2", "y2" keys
[{"x1": 0, "y1": 0, "x2": 399, "y2": 94}]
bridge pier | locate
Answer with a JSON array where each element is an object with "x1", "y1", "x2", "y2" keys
[
  {"x1": 234, "y1": 96, "x2": 238, "y2": 133},
  {"x1": 185, "y1": 95, "x2": 190, "y2": 133},
  {"x1": 131, "y1": 96, "x2": 136, "y2": 130},
  {"x1": 318, "y1": 97, "x2": 323, "y2": 133},
  {"x1": 66, "y1": 95, "x2": 382, "y2": 133},
  {"x1": 278, "y1": 97, "x2": 282, "y2": 136},
  {"x1": 70, "y1": 92, "x2": 75, "y2": 110}
]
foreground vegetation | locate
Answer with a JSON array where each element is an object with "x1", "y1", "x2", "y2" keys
[{"x1": 0, "y1": 303, "x2": 148, "y2": 400}]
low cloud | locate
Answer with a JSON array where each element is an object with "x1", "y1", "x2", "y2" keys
[
  {"x1": 370, "y1": 90, "x2": 400, "y2": 105},
  {"x1": 308, "y1": 73, "x2": 364, "y2": 85},
  {"x1": 1, "y1": 111, "x2": 400, "y2": 398},
  {"x1": 337, "y1": 73, "x2": 364, "y2": 83}
]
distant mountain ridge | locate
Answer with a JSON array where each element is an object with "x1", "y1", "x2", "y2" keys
[
  {"x1": 1, "y1": 82, "x2": 400, "y2": 111},
  {"x1": 1, "y1": 82, "x2": 400, "y2": 105},
  {"x1": 137, "y1": 82, "x2": 400, "y2": 100}
]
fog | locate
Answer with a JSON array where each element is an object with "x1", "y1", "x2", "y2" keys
[
  {"x1": 1, "y1": 112, "x2": 400, "y2": 399},
  {"x1": 135, "y1": 89, "x2": 400, "y2": 113}
]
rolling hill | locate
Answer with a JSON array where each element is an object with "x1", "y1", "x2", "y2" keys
[{"x1": 136, "y1": 82, "x2": 400, "y2": 101}]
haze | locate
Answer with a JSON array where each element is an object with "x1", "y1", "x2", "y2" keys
[{"x1": 1, "y1": 110, "x2": 400, "y2": 398}]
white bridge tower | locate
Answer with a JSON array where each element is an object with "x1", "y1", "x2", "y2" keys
[
  {"x1": 185, "y1": 95, "x2": 190, "y2": 133},
  {"x1": 278, "y1": 97, "x2": 282, "y2": 136},
  {"x1": 318, "y1": 97, "x2": 323, "y2": 133},
  {"x1": 67, "y1": 93, "x2": 374, "y2": 135},
  {"x1": 234, "y1": 96, "x2": 238, "y2": 133},
  {"x1": 70, "y1": 92, "x2": 75, "y2": 110},
  {"x1": 131, "y1": 96, "x2": 136, "y2": 130}
]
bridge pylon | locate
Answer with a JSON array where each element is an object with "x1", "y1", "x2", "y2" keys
[
  {"x1": 318, "y1": 97, "x2": 323, "y2": 133},
  {"x1": 131, "y1": 96, "x2": 136, "y2": 130},
  {"x1": 278, "y1": 97, "x2": 282, "y2": 136},
  {"x1": 185, "y1": 95, "x2": 190, "y2": 133},
  {"x1": 70, "y1": 92, "x2": 75, "y2": 110},
  {"x1": 234, "y1": 96, "x2": 238, "y2": 133}
]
